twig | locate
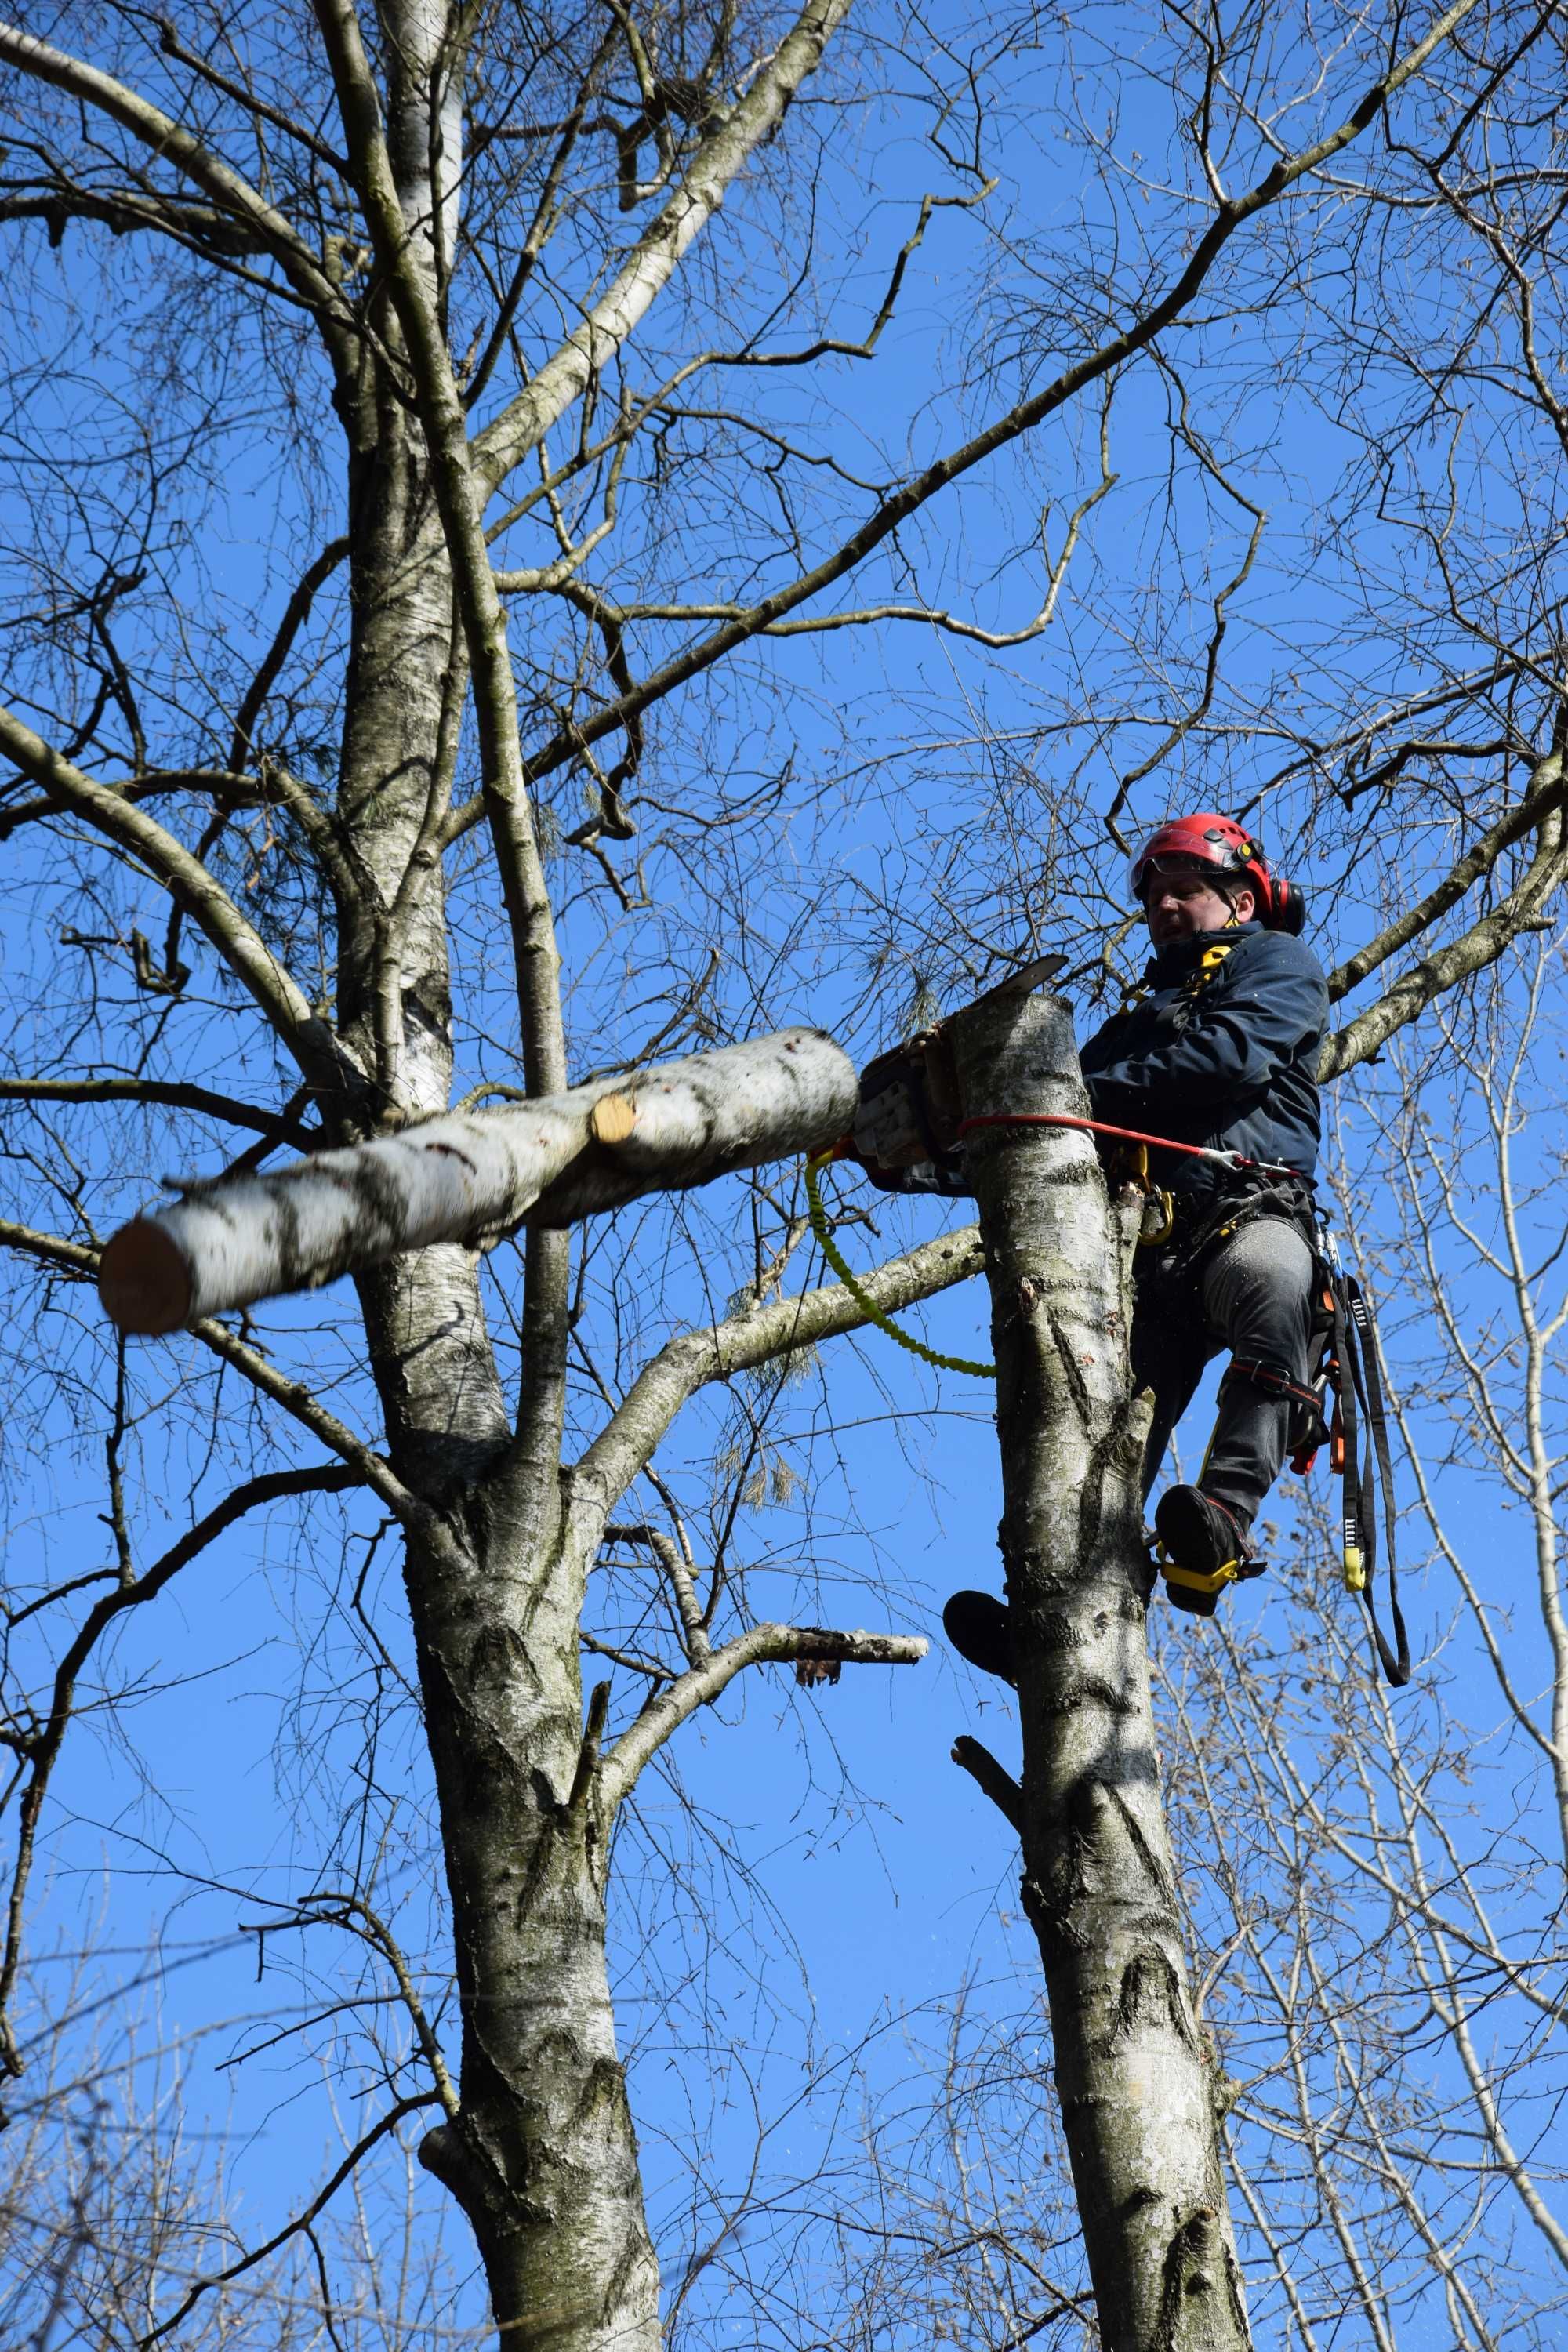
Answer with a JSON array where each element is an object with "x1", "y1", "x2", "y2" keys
[{"x1": 137, "y1": 2093, "x2": 440, "y2": 2345}]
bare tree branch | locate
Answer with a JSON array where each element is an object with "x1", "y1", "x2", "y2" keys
[
  {"x1": 0, "y1": 706, "x2": 365, "y2": 1107},
  {"x1": 570, "y1": 1219, "x2": 985, "y2": 1534},
  {"x1": 597, "y1": 1624, "x2": 927, "y2": 1816},
  {"x1": 227, "y1": 537, "x2": 350, "y2": 774},
  {"x1": 471, "y1": 0, "x2": 858, "y2": 493},
  {"x1": 445, "y1": 0, "x2": 1489, "y2": 819},
  {"x1": 136, "y1": 2092, "x2": 441, "y2": 2347},
  {"x1": 0, "y1": 20, "x2": 357, "y2": 372},
  {"x1": 0, "y1": 1079, "x2": 316, "y2": 1148},
  {"x1": 0, "y1": 1463, "x2": 359, "y2": 2075},
  {"x1": 1323, "y1": 750, "x2": 1568, "y2": 1077},
  {"x1": 1326, "y1": 728, "x2": 1568, "y2": 1005}
]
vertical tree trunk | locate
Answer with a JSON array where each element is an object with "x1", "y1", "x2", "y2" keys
[
  {"x1": 405, "y1": 1496, "x2": 663, "y2": 2351},
  {"x1": 330, "y1": 503, "x2": 662, "y2": 2347},
  {"x1": 946, "y1": 985, "x2": 1252, "y2": 2352},
  {"x1": 324, "y1": 31, "x2": 662, "y2": 2310},
  {"x1": 332, "y1": 492, "x2": 663, "y2": 2342}
]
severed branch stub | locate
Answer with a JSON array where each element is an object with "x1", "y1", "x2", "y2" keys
[
  {"x1": 98, "y1": 1029, "x2": 857, "y2": 1334},
  {"x1": 952, "y1": 1733, "x2": 1023, "y2": 1831}
]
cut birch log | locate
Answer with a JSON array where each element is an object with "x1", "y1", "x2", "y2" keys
[{"x1": 99, "y1": 1029, "x2": 857, "y2": 1336}]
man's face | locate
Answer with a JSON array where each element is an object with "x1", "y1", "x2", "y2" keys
[{"x1": 1142, "y1": 862, "x2": 1255, "y2": 948}]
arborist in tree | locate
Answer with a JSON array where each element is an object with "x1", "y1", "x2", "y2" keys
[
  {"x1": 950, "y1": 814, "x2": 1328, "y2": 1666},
  {"x1": 848, "y1": 812, "x2": 1334, "y2": 1668}
]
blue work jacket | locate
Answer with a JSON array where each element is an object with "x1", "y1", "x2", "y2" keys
[{"x1": 1078, "y1": 924, "x2": 1329, "y2": 1198}]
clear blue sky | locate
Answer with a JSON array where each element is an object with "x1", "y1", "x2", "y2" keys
[{"x1": 2, "y1": 0, "x2": 1563, "y2": 2339}]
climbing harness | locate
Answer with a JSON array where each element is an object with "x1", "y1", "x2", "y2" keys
[
  {"x1": 804, "y1": 1152, "x2": 994, "y2": 1378},
  {"x1": 810, "y1": 1114, "x2": 1412, "y2": 1686}
]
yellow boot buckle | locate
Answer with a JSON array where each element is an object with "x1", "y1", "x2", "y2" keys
[{"x1": 1158, "y1": 1553, "x2": 1243, "y2": 1599}]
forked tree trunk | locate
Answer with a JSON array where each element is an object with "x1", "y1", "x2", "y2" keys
[
  {"x1": 330, "y1": 590, "x2": 663, "y2": 2349},
  {"x1": 333, "y1": 665, "x2": 666, "y2": 2352},
  {"x1": 946, "y1": 985, "x2": 1252, "y2": 2352},
  {"x1": 325, "y1": 284, "x2": 662, "y2": 2352}
]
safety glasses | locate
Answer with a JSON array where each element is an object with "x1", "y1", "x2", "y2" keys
[{"x1": 1131, "y1": 852, "x2": 1223, "y2": 897}]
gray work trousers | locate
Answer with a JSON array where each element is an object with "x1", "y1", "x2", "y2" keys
[{"x1": 1132, "y1": 1213, "x2": 1318, "y2": 1526}]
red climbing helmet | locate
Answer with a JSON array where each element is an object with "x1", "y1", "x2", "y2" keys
[{"x1": 1129, "y1": 811, "x2": 1306, "y2": 934}]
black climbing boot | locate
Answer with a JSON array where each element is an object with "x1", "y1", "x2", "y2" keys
[
  {"x1": 1152, "y1": 1485, "x2": 1261, "y2": 1619},
  {"x1": 942, "y1": 1590, "x2": 1016, "y2": 1684}
]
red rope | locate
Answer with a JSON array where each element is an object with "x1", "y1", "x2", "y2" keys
[{"x1": 954, "y1": 1111, "x2": 1304, "y2": 1181}]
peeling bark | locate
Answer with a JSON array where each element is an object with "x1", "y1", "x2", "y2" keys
[
  {"x1": 946, "y1": 985, "x2": 1252, "y2": 2352},
  {"x1": 396, "y1": 1501, "x2": 662, "y2": 2352}
]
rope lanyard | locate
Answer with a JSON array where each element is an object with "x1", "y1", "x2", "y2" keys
[
  {"x1": 956, "y1": 1111, "x2": 1305, "y2": 1183},
  {"x1": 1329, "y1": 1271, "x2": 1412, "y2": 1687},
  {"x1": 804, "y1": 1151, "x2": 995, "y2": 1378}
]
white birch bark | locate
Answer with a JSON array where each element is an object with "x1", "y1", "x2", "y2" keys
[
  {"x1": 946, "y1": 985, "x2": 1253, "y2": 2352},
  {"x1": 97, "y1": 1030, "x2": 856, "y2": 1333}
]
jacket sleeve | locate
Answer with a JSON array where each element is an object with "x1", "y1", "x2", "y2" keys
[{"x1": 1082, "y1": 940, "x2": 1327, "y2": 1120}]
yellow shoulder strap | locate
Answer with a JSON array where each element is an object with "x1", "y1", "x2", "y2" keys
[{"x1": 1182, "y1": 938, "x2": 1237, "y2": 998}]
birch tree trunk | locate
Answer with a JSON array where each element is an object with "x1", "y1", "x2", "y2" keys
[
  {"x1": 309, "y1": 9, "x2": 661, "y2": 2337},
  {"x1": 332, "y1": 555, "x2": 666, "y2": 2351},
  {"x1": 946, "y1": 985, "x2": 1251, "y2": 2352}
]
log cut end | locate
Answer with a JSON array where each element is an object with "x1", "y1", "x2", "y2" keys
[
  {"x1": 99, "y1": 1217, "x2": 193, "y2": 1336},
  {"x1": 589, "y1": 1092, "x2": 637, "y2": 1145}
]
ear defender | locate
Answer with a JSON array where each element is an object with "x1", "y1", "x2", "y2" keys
[
  {"x1": 1237, "y1": 836, "x2": 1307, "y2": 934},
  {"x1": 1267, "y1": 877, "x2": 1308, "y2": 935}
]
